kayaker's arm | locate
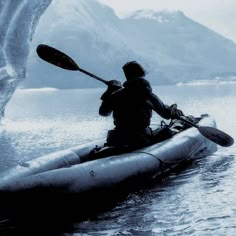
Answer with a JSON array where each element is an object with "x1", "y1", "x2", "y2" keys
[
  {"x1": 99, "y1": 80, "x2": 122, "y2": 117},
  {"x1": 148, "y1": 93, "x2": 183, "y2": 119},
  {"x1": 148, "y1": 93, "x2": 171, "y2": 119},
  {"x1": 99, "y1": 99, "x2": 112, "y2": 116}
]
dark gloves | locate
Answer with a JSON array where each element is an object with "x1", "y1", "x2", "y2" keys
[
  {"x1": 170, "y1": 104, "x2": 184, "y2": 119},
  {"x1": 101, "y1": 80, "x2": 122, "y2": 101},
  {"x1": 107, "y1": 80, "x2": 122, "y2": 92}
]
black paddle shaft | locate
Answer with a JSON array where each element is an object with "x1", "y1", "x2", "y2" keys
[{"x1": 78, "y1": 68, "x2": 109, "y2": 85}]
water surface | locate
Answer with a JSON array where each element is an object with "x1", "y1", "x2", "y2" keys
[{"x1": 0, "y1": 84, "x2": 236, "y2": 235}]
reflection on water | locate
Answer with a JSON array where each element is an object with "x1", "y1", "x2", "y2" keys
[
  {"x1": 72, "y1": 155, "x2": 236, "y2": 236},
  {"x1": 0, "y1": 84, "x2": 236, "y2": 235},
  {"x1": 0, "y1": 118, "x2": 108, "y2": 171}
]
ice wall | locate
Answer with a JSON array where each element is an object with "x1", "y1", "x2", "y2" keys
[{"x1": 0, "y1": 0, "x2": 52, "y2": 118}]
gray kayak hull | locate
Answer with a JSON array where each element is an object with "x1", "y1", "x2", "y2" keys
[{"x1": 0, "y1": 115, "x2": 217, "y2": 194}]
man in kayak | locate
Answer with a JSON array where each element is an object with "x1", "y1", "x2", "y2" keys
[{"x1": 99, "y1": 61, "x2": 184, "y2": 148}]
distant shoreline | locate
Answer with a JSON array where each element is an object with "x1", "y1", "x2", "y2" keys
[{"x1": 176, "y1": 77, "x2": 236, "y2": 86}]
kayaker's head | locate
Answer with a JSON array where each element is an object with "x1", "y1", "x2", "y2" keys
[{"x1": 122, "y1": 61, "x2": 146, "y2": 81}]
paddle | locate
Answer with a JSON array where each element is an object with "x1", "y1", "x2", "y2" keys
[
  {"x1": 178, "y1": 116, "x2": 234, "y2": 147},
  {"x1": 36, "y1": 44, "x2": 109, "y2": 85},
  {"x1": 36, "y1": 44, "x2": 234, "y2": 147}
]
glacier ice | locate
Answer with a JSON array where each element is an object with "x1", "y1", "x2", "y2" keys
[{"x1": 0, "y1": 0, "x2": 52, "y2": 119}]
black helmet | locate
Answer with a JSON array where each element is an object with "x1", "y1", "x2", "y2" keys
[{"x1": 122, "y1": 61, "x2": 146, "y2": 80}]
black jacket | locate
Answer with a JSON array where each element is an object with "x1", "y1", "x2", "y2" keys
[{"x1": 99, "y1": 78, "x2": 173, "y2": 131}]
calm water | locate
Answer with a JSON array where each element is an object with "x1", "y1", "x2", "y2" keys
[{"x1": 0, "y1": 84, "x2": 236, "y2": 235}]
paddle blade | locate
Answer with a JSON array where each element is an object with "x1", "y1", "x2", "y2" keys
[
  {"x1": 198, "y1": 126, "x2": 234, "y2": 147},
  {"x1": 36, "y1": 44, "x2": 80, "y2": 71}
]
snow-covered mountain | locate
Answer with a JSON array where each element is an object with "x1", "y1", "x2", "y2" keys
[{"x1": 24, "y1": 0, "x2": 236, "y2": 88}]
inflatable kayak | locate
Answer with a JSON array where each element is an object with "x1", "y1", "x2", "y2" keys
[{"x1": 0, "y1": 114, "x2": 217, "y2": 195}]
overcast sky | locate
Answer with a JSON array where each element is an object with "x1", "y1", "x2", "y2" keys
[{"x1": 99, "y1": 0, "x2": 236, "y2": 43}]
